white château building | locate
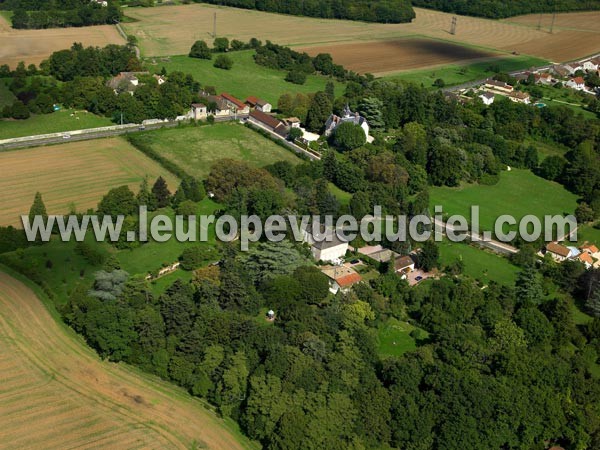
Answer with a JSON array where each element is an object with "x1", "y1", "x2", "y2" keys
[{"x1": 324, "y1": 104, "x2": 369, "y2": 139}]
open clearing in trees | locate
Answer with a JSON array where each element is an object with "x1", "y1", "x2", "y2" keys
[
  {"x1": 0, "y1": 15, "x2": 125, "y2": 69},
  {"x1": 123, "y1": 4, "x2": 600, "y2": 66},
  {"x1": 0, "y1": 138, "x2": 178, "y2": 227},
  {"x1": 0, "y1": 270, "x2": 252, "y2": 449}
]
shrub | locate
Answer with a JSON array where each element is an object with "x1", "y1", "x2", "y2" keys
[{"x1": 214, "y1": 55, "x2": 233, "y2": 70}]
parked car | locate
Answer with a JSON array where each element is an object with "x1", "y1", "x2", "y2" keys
[{"x1": 62, "y1": 134, "x2": 71, "y2": 139}]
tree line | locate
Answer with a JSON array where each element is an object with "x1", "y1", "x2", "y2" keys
[
  {"x1": 189, "y1": 0, "x2": 414, "y2": 23},
  {"x1": 1, "y1": 0, "x2": 122, "y2": 29},
  {"x1": 412, "y1": 0, "x2": 600, "y2": 19}
]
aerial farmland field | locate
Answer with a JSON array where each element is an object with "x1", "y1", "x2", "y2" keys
[
  {"x1": 0, "y1": 269, "x2": 253, "y2": 450},
  {"x1": 0, "y1": 15, "x2": 125, "y2": 69},
  {"x1": 0, "y1": 138, "x2": 179, "y2": 227},
  {"x1": 123, "y1": 4, "x2": 600, "y2": 67}
]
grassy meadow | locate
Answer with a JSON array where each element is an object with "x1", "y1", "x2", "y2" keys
[
  {"x1": 0, "y1": 108, "x2": 113, "y2": 140},
  {"x1": 377, "y1": 318, "x2": 429, "y2": 358},
  {"x1": 430, "y1": 169, "x2": 579, "y2": 234},
  {"x1": 438, "y1": 239, "x2": 520, "y2": 286},
  {"x1": 384, "y1": 55, "x2": 548, "y2": 87},
  {"x1": 128, "y1": 122, "x2": 301, "y2": 179},
  {"x1": 148, "y1": 52, "x2": 343, "y2": 105}
]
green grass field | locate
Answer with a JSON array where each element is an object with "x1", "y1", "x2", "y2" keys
[
  {"x1": 147, "y1": 51, "x2": 343, "y2": 105},
  {"x1": 575, "y1": 223, "x2": 600, "y2": 247},
  {"x1": 0, "y1": 198, "x2": 222, "y2": 305},
  {"x1": 377, "y1": 318, "x2": 429, "y2": 357},
  {"x1": 525, "y1": 84, "x2": 597, "y2": 119},
  {"x1": 526, "y1": 137, "x2": 568, "y2": 161},
  {"x1": 128, "y1": 122, "x2": 301, "y2": 179},
  {"x1": 0, "y1": 109, "x2": 113, "y2": 140},
  {"x1": 385, "y1": 55, "x2": 548, "y2": 88},
  {"x1": 430, "y1": 169, "x2": 578, "y2": 234},
  {"x1": 329, "y1": 182, "x2": 352, "y2": 206},
  {"x1": 438, "y1": 239, "x2": 520, "y2": 286}
]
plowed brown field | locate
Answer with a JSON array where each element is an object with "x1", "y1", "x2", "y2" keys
[
  {"x1": 0, "y1": 270, "x2": 252, "y2": 450},
  {"x1": 301, "y1": 38, "x2": 497, "y2": 75}
]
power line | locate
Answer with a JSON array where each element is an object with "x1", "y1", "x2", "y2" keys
[{"x1": 450, "y1": 16, "x2": 457, "y2": 35}]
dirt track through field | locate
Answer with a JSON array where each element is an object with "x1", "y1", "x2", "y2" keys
[
  {"x1": 0, "y1": 271, "x2": 250, "y2": 450},
  {"x1": 0, "y1": 15, "x2": 125, "y2": 69}
]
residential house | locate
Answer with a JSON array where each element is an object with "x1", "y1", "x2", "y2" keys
[
  {"x1": 324, "y1": 104, "x2": 369, "y2": 139},
  {"x1": 565, "y1": 62, "x2": 583, "y2": 74},
  {"x1": 190, "y1": 103, "x2": 207, "y2": 120},
  {"x1": 153, "y1": 74, "x2": 166, "y2": 85},
  {"x1": 509, "y1": 91, "x2": 531, "y2": 104},
  {"x1": 479, "y1": 92, "x2": 495, "y2": 106},
  {"x1": 580, "y1": 243, "x2": 600, "y2": 267},
  {"x1": 552, "y1": 64, "x2": 572, "y2": 78},
  {"x1": 566, "y1": 76, "x2": 586, "y2": 91},
  {"x1": 248, "y1": 110, "x2": 289, "y2": 137},
  {"x1": 578, "y1": 252, "x2": 594, "y2": 269},
  {"x1": 284, "y1": 117, "x2": 301, "y2": 128},
  {"x1": 221, "y1": 93, "x2": 250, "y2": 114},
  {"x1": 535, "y1": 73, "x2": 553, "y2": 85},
  {"x1": 245, "y1": 96, "x2": 258, "y2": 108},
  {"x1": 394, "y1": 255, "x2": 415, "y2": 279},
  {"x1": 484, "y1": 79, "x2": 514, "y2": 94},
  {"x1": 582, "y1": 59, "x2": 599, "y2": 72},
  {"x1": 546, "y1": 242, "x2": 577, "y2": 262},
  {"x1": 255, "y1": 99, "x2": 272, "y2": 113},
  {"x1": 320, "y1": 265, "x2": 362, "y2": 294},
  {"x1": 107, "y1": 71, "x2": 148, "y2": 94},
  {"x1": 357, "y1": 245, "x2": 399, "y2": 263},
  {"x1": 204, "y1": 95, "x2": 231, "y2": 117},
  {"x1": 302, "y1": 224, "x2": 349, "y2": 263},
  {"x1": 513, "y1": 71, "x2": 531, "y2": 82}
]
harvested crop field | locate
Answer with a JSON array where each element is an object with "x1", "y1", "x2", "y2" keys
[
  {"x1": 123, "y1": 4, "x2": 600, "y2": 63},
  {"x1": 0, "y1": 138, "x2": 178, "y2": 227},
  {"x1": 0, "y1": 15, "x2": 124, "y2": 69},
  {"x1": 0, "y1": 270, "x2": 251, "y2": 450},
  {"x1": 301, "y1": 38, "x2": 497, "y2": 75}
]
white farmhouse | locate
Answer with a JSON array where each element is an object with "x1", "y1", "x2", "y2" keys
[{"x1": 479, "y1": 92, "x2": 495, "y2": 106}]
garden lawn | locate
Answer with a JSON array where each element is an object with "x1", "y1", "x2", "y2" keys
[
  {"x1": 377, "y1": 317, "x2": 429, "y2": 358},
  {"x1": 438, "y1": 239, "x2": 520, "y2": 286},
  {"x1": 430, "y1": 169, "x2": 578, "y2": 235},
  {"x1": 128, "y1": 122, "x2": 301, "y2": 179},
  {"x1": 0, "y1": 109, "x2": 113, "y2": 140},
  {"x1": 147, "y1": 52, "x2": 343, "y2": 105}
]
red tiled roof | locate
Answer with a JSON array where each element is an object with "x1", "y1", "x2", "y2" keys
[
  {"x1": 250, "y1": 109, "x2": 282, "y2": 130},
  {"x1": 579, "y1": 253, "x2": 593, "y2": 264},
  {"x1": 571, "y1": 76, "x2": 585, "y2": 84},
  {"x1": 245, "y1": 96, "x2": 258, "y2": 106},
  {"x1": 547, "y1": 242, "x2": 571, "y2": 257},
  {"x1": 336, "y1": 273, "x2": 362, "y2": 287},
  {"x1": 582, "y1": 244, "x2": 599, "y2": 254},
  {"x1": 221, "y1": 92, "x2": 246, "y2": 109}
]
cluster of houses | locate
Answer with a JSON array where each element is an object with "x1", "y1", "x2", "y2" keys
[
  {"x1": 544, "y1": 241, "x2": 600, "y2": 269},
  {"x1": 107, "y1": 72, "x2": 166, "y2": 95},
  {"x1": 474, "y1": 53, "x2": 600, "y2": 107},
  {"x1": 300, "y1": 225, "x2": 421, "y2": 293}
]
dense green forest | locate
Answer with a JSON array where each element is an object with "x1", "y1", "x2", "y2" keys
[
  {"x1": 0, "y1": 0, "x2": 122, "y2": 28},
  {"x1": 190, "y1": 0, "x2": 415, "y2": 23},
  {"x1": 413, "y1": 0, "x2": 600, "y2": 19}
]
